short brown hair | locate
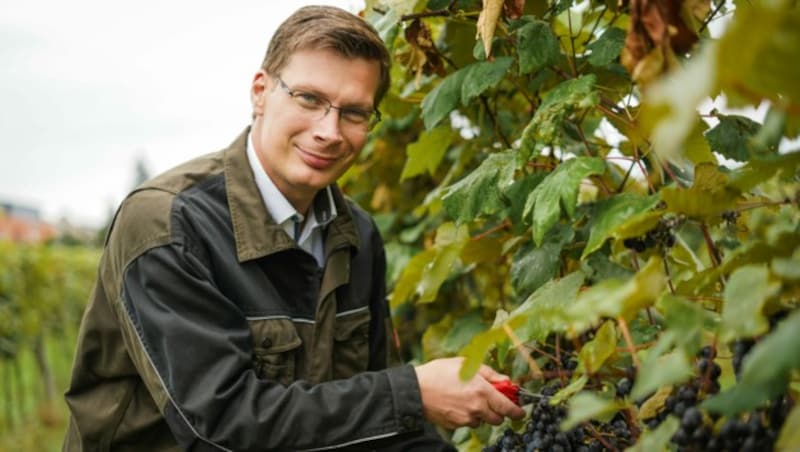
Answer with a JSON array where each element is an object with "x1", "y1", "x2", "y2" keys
[{"x1": 261, "y1": 5, "x2": 391, "y2": 108}]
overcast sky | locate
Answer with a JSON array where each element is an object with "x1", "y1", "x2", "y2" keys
[{"x1": 0, "y1": 0, "x2": 363, "y2": 228}]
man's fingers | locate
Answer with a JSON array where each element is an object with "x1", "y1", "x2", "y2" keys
[{"x1": 477, "y1": 364, "x2": 506, "y2": 381}]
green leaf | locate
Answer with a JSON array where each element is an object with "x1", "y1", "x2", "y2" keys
[
  {"x1": 442, "y1": 151, "x2": 517, "y2": 224},
  {"x1": 587, "y1": 27, "x2": 625, "y2": 67},
  {"x1": 704, "y1": 114, "x2": 762, "y2": 162},
  {"x1": 582, "y1": 193, "x2": 661, "y2": 259},
  {"x1": 704, "y1": 309, "x2": 800, "y2": 416},
  {"x1": 520, "y1": 75, "x2": 600, "y2": 154},
  {"x1": 720, "y1": 265, "x2": 780, "y2": 342},
  {"x1": 631, "y1": 336, "x2": 693, "y2": 401},
  {"x1": 661, "y1": 163, "x2": 740, "y2": 219},
  {"x1": 727, "y1": 151, "x2": 800, "y2": 192},
  {"x1": 567, "y1": 257, "x2": 666, "y2": 331},
  {"x1": 458, "y1": 315, "x2": 527, "y2": 380},
  {"x1": 549, "y1": 375, "x2": 588, "y2": 405},
  {"x1": 626, "y1": 416, "x2": 680, "y2": 452},
  {"x1": 517, "y1": 19, "x2": 560, "y2": 74},
  {"x1": 657, "y1": 294, "x2": 719, "y2": 354},
  {"x1": 504, "y1": 172, "x2": 547, "y2": 233},
  {"x1": 510, "y1": 241, "x2": 562, "y2": 298},
  {"x1": 389, "y1": 223, "x2": 470, "y2": 307},
  {"x1": 716, "y1": 1, "x2": 800, "y2": 109},
  {"x1": 441, "y1": 312, "x2": 488, "y2": 354},
  {"x1": 421, "y1": 68, "x2": 468, "y2": 130},
  {"x1": 684, "y1": 118, "x2": 718, "y2": 165},
  {"x1": 577, "y1": 320, "x2": 617, "y2": 374},
  {"x1": 772, "y1": 254, "x2": 800, "y2": 280},
  {"x1": 776, "y1": 405, "x2": 800, "y2": 451},
  {"x1": 561, "y1": 392, "x2": 625, "y2": 431},
  {"x1": 512, "y1": 271, "x2": 585, "y2": 343},
  {"x1": 461, "y1": 57, "x2": 514, "y2": 105},
  {"x1": 523, "y1": 157, "x2": 606, "y2": 246},
  {"x1": 400, "y1": 126, "x2": 455, "y2": 181}
]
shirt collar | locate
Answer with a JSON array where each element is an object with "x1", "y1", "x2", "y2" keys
[{"x1": 246, "y1": 133, "x2": 337, "y2": 229}]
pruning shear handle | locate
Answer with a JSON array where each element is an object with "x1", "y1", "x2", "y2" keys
[{"x1": 491, "y1": 380, "x2": 543, "y2": 405}]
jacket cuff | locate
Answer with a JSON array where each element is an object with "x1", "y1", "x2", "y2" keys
[{"x1": 386, "y1": 364, "x2": 426, "y2": 434}]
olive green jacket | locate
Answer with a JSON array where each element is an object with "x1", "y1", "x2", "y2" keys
[{"x1": 63, "y1": 129, "x2": 452, "y2": 451}]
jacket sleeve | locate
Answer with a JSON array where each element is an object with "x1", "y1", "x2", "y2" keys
[
  {"x1": 115, "y1": 240, "x2": 430, "y2": 451},
  {"x1": 360, "y1": 220, "x2": 456, "y2": 451}
]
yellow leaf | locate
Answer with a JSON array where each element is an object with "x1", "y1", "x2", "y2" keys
[{"x1": 476, "y1": 0, "x2": 504, "y2": 58}]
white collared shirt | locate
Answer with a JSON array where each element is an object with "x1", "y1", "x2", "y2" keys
[{"x1": 246, "y1": 134, "x2": 337, "y2": 268}]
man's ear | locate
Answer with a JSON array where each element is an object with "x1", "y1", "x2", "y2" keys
[{"x1": 250, "y1": 70, "x2": 272, "y2": 116}]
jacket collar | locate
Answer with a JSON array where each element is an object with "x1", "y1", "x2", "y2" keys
[{"x1": 223, "y1": 127, "x2": 360, "y2": 262}]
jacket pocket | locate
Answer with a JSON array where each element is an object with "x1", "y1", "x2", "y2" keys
[
  {"x1": 248, "y1": 318, "x2": 302, "y2": 386},
  {"x1": 332, "y1": 309, "x2": 371, "y2": 379}
]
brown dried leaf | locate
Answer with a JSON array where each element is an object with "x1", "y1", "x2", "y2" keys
[
  {"x1": 504, "y1": 0, "x2": 525, "y2": 20},
  {"x1": 476, "y1": 0, "x2": 505, "y2": 58},
  {"x1": 404, "y1": 19, "x2": 446, "y2": 77},
  {"x1": 622, "y1": 0, "x2": 707, "y2": 85}
]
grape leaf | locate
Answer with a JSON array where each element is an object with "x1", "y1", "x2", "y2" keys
[
  {"x1": 587, "y1": 27, "x2": 625, "y2": 67},
  {"x1": 631, "y1": 334, "x2": 693, "y2": 401},
  {"x1": 561, "y1": 392, "x2": 625, "y2": 431},
  {"x1": 504, "y1": 172, "x2": 546, "y2": 234},
  {"x1": 421, "y1": 67, "x2": 468, "y2": 130},
  {"x1": 442, "y1": 151, "x2": 517, "y2": 224},
  {"x1": 510, "y1": 242, "x2": 561, "y2": 299},
  {"x1": 549, "y1": 375, "x2": 588, "y2": 405},
  {"x1": 461, "y1": 57, "x2": 514, "y2": 105},
  {"x1": 441, "y1": 311, "x2": 488, "y2": 354},
  {"x1": 400, "y1": 126, "x2": 455, "y2": 181},
  {"x1": 581, "y1": 193, "x2": 661, "y2": 259},
  {"x1": 704, "y1": 114, "x2": 762, "y2": 162},
  {"x1": 684, "y1": 117, "x2": 718, "y2": 165},
  {"x1": 567, "y1": 257, "x2": 665, "y2": 331},
  {"x1": 512, "y1": 271, "x2": 585, "y2": 343},
  {"x1": 517, "y1": 19, "x2": 560, "y2": 74},
  {"x1": 577, "y1": 320, "x2": 617, "y2": 374},
  {"x1": 519, "y1": 75, "x2": 600, "y2": 155},
  {"x1": 720, "y1": 265, "x2": 780, "y2": 342},
  {"x1": 727, "y1": 150, "x2": 800, "y2": 193},
  {"x1": 661, "y1": 163, "x2": 740, "y2": 218},
  {"x1": 716, "y1": 0, "x2": 800, "y2": 109},
  {"x1": 389, "y1": 223, "x2": 470, "y2": 307},
  {"x1": 776, "y1": 405, "x2": 800, "y2": 451},
  {"x1": 704, "y1": 309, "x2": 800, "y2": 416},
  {"x1": 657, "y1": 294, "x2": 719, "y2": 354},
  {"x1": 458, "y1": 315, "x2": 527, "y2": 380},
  {"x1": 626, "y1": 416, "x2": 679, "y2": 452},
  {"x1": 422, "y1": 315, "x2": 454, "y2": 360},
  {"x1": 523, "y1": 156, "x2": 606, "y2": 246}
]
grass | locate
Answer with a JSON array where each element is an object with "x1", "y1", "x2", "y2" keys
[{"x1": 0, "y1": 333, "x2": 76, "y2": 452}]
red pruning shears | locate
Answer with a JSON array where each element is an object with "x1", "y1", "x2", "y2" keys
[{"x1": 491, "y1": 380, "x2": 545, "y2": 405}]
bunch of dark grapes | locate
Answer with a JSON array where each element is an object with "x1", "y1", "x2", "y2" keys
[
  {"x1": 622, "y1": 217, "x2": 680, "y2": 253},
  {"x1": 482, "y1": 384, "x2": 635, "y2": 452},
  {"x1": 642, "y1": 345, "x2": 794, "y2": 451}
]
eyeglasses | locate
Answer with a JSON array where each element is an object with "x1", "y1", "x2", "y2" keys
[{"x1": 275, "y1": 76, "x2": 381, "y2": 132}]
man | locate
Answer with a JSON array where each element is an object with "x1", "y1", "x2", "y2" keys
[{"x1": 63, "y1": 5, "x2": 524, "y2": 451}]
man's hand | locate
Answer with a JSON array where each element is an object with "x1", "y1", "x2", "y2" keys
[{"x1": 413, "y1": 357, "x2": 526, "y2": 429}]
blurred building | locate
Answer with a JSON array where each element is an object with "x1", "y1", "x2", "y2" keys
[{"x1": 0, "y1": 201, "x2": 57, "y2": 243}]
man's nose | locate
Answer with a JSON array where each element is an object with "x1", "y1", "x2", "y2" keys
[{"x1": 312, "y1": 108, "x2": 344, "y2": 143}]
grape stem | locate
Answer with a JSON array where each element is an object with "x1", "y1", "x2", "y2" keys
[
  {"x1": 617, "y1": 316, "x2": 641, "y2": 368},
  {"x1": 503, "y1": 324, "x2": 544, "y2": 379}
]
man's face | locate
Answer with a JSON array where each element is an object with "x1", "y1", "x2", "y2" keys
[{"x1": 250, "y1": 48, "x2": 381, "y2": 212}]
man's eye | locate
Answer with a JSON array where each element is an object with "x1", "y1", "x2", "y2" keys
[
  {"x1": 294, "y1": 92, "x2": 324, "y2": 108},
  {"x1": 341, "y1": 109, "x2": 371, "y2": 124}
]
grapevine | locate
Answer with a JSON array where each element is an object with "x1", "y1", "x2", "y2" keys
[{"x1": 349, "y1": 0, "x2": 800, "y2": 450}]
